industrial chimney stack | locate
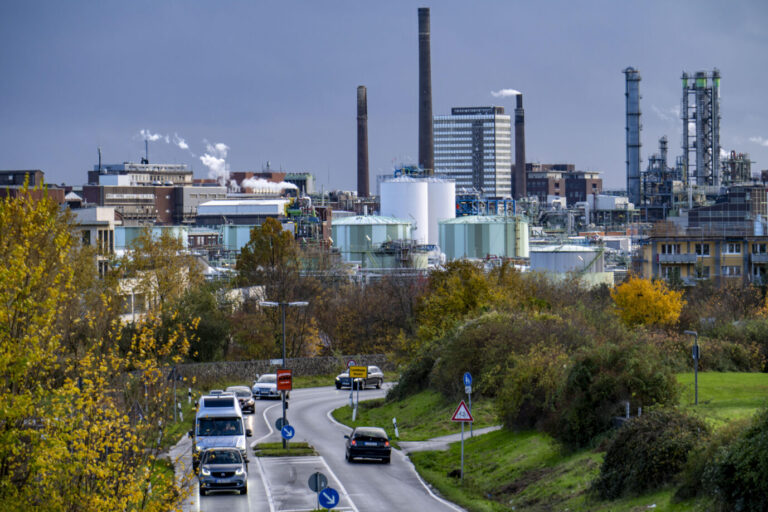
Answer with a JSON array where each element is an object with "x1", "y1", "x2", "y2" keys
[
  {"x1": 514, "y1": 93, "x2": 527, "y2": 199},
  {"x1": 357, "y1": 85, "x2": 370, "y2": 198},
  {"x1": 418, "y1": 7, "x2": 434, "y2": 175}
]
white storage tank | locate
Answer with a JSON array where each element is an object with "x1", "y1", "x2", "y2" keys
[
  {"x1": 380, "y1": 177, "x2": 429, "y2": 244},
  {"x1": 331, "y1": 216, "x2": 412, "y2": 263},
  {"x1": 529, "y1": 245, "x2": 604, "y2": 274},
  {"x1": 439, "y1": 215, "x2": 529, "y2": 261},
  {"x1": 425, "y1": 178, "x2": 456, "y2": 247}
]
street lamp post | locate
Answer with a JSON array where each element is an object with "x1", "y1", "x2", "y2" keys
[
  {"x1": 260, "y1": 300, "x2": 308, "y2": 448},
  {"x1": 684, "y1": 330, "x2": 699, "y2": 405}
]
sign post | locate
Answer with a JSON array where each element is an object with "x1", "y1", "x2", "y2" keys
[
  {"x1": 451, "y1": 400, "x2": 474, "y2": 484},
  {"x1": 463, "y1": 372, "x2": 473, "y2": 437},
  {"x1": 349, "y1": 365, "x2": 368, "y2": 421},
  {"x1": 347, "y1": 360, "x2": 356, "y2": 417},
  {"x1": 308, "y1": 472, "x2": 328, "y2": 510}
]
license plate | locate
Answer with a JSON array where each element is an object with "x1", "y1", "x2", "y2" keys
[{"x1": 364, "y1": 442, "x2": 378, "y2": 446}]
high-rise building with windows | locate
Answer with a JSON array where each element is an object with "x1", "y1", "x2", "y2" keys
[{"x1": 433, "y1": 106, "x2": 512, "y2": 197}]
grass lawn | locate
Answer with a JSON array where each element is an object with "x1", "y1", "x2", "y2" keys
[
  {"x1": 337, "y1": 372, "x2": 768, "y2": 512},
  {"x1": 253, "y1": 442, "x2": 317, "y2": 457},
  {"x1": 331, "y1": 389, "x2": 497, "y2": 441}
]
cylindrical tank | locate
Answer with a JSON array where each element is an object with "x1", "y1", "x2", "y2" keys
[
  {"x1": 426, "y1": 178, "x2": 455, "y2": 247},
  {"x1": 439, "y1": 215, "x2": 529, "y2": 261},
  {"x1": 331, "y1": 216, "x2": 412, "y2": 263},
  {"x1": 380, "y1": 177, "x2": 429, "y2": 244},
  {"x1": 529, "y1": 245, "x2": 604, "y2": 274}
]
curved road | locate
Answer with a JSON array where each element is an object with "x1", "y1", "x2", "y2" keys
[{"x1": 175, "y1": 385, "x2": 463, "y2": 511}]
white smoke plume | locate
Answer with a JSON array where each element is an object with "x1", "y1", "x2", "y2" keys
[
  {"x1": 241, "y1": 177, "x2": 298, "y2": 195},
  {"x1": 720, "y1": 148, "x2": 729, "y2": 159},
  {"x1": 139, "y1": 129, "x2": 163, "y2": 141},
  {"x1": 491, "y1": 88, "x2": 521, "y2": 98},
  {"x1": 652, "y1": 105, "x2": 680, "y2": 123},
  {"x1": 173, "y1": 133, "x2": 190, "y2": 150},
  {"x1": 750, "y1": 136, "x2": 768, "y2": 147},
  {"x1": 200, "y1": 142, "x2": 231, "y2": 187}
]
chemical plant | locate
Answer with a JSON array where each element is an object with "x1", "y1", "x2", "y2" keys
[{"x1": 3, "y1": 7, "x2": 766, "y2": 290}]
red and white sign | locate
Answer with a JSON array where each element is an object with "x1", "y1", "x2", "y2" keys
[
  {"x1": 276, "y1": 369, "x2": 293, "y2": 391},
  {"x1": 451, "y1": 400, "x2": 474, "y2": 422},
  {"x1": 347, "y1": 359, "x2": 356, "y2": 369}
]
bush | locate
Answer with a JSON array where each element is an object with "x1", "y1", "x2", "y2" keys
[
  {"x1": 594, "y1": 409, "x2": 707, "y2": 499},
  {"x1": 386, "y1": 354, "x2": 434, "y2": 402},
  {"x1": 496, "y1": 342, "x2": 569, "y2": 430},
  {"x1": 703, "y1": 408, "x2": 768, "y2": 511},
  {"x1": 552, "y1": 340, "x2": 679, "y2": 448}
]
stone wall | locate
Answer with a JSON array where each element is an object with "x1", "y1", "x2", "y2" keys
[{"x1": 178, "y1": 354, "x2": 392, "y2": 387}]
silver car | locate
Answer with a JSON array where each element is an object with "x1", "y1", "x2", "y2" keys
[
  {"x1": 252, "y1": 374, "x2": 283, "y2": 399},
  {"x1": 198, "y1": 448, "x2": 248, "y2": 496}
]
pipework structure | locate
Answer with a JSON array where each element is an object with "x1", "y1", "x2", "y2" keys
[
  {"x1": 418, "y1": 7, "x2": 434, "y2": 175},
  {"x1": 681, "y1": 70, "x2": 721, "y2": 187},
  {"x1": 623, "y1": 67, "x2": 642, "y2": 207}
]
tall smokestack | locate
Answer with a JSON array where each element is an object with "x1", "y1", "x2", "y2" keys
[
  {"x1": 357, "y1": 85, "x2": 370, "y2": 198},
  {"x1": 624, "y1": 67, "x2": 641, "y2": 206},
  {"x1": 514, "y1": 94, "x2": 526, "y2": 199},
  {"x1": 418, "y1": 7, "x2": 434, "y2": 175}
]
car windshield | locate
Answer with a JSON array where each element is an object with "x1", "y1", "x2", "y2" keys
[
  {"x1": 228, "y1": 388, "x2": 251, "y2": 398},
  {"x1": 257, "y1": 375, "x2": 276, "y2": 383},
  {"x1": 197, "y1": 418, "x2": 243, "y2": 436},
  {"x1": 203, "y1": 450, "x2": 242, "y2": 465},
  {"x1": 368, "y1": 366, "x2": 380, "y2": 373}
]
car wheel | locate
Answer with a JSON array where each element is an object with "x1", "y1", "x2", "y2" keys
[
  {"x1": 200, "y1": 488, "x2": 207, "y2": 497},
  {"x1": 335, "y1": 383, "x2": 341, "y2": 389},
  {"x1": 383, "y1": 457, "x2": 391, "y2": 464},
  {"x1": 240, "y1": 485, "x2": 248, "y2": 495},
  {"x1": 376, "y1": 379, "x2": 382, "y2": 389}
]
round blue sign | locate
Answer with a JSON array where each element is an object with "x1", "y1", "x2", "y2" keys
[
  {"x1": 463, "y1": 372, "x2": 472, "y2": 386},
  {"x1": 318, "y1": 487, "x2": 340, "y2": 509},
  {"x1": 281, "y1": 425, "x2": 295, "y2": 440}
]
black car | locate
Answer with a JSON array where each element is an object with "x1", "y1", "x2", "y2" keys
[
  {"x1": 197, "y1": 447, "x2": 248, "y2": 496},
  {"x1": 226, "y1": 386, "x2": 255, "y2": 414},
  {"x1": 345, "y1": 426, "x2": 391, "y2": 463},
  {"x1": 335, "y1": 365, "x2": 384, "y2": 390}
]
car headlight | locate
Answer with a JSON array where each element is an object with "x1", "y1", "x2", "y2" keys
[
  {"x1": 201, "y1": 468, "x2": 210, "y2": 476},
  {"x1": 194, "y1": 445, "x2": 202, "y2": 452},
  {"x1": 235, "y1": 467, "x2": 245, "y2": 476}
]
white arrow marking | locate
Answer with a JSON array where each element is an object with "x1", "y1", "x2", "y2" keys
[{"x1": 321, "y1": 490, "x2": 338, "y2": 506}]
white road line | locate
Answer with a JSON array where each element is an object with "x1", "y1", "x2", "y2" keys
[
  {"x1": 254, "y1": 455, "x2": 276, "y2": 512},
  {"x1": 326, "y1": 407, "x2": 352, "y2": 431},
  {"x1": 319, "y1": 456, "x2": 360, "y2": 512},
  {"x1": 254, "y1": 402, "x2": 282, "y2": 445}
]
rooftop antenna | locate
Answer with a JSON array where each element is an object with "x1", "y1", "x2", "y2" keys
[
  {"x1": 142, "y1": 140, "x2": 149, "y2": 164},
  {"x1": 97, "y1": 146, "x2": 102, "y2": 172}
]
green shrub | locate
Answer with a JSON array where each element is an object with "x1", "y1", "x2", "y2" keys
[
  {"x1": 386, "y1": 354, "x2": 434, "y2": 402},
  {"x1": 594, "y1": 409, "x2": 707, "y2": 500},
  {"x1": 496, "y1": 343, "x2": 568, "y2": 430},
  {"x1": 553, "y1": 341, "x2": 679, "y2": 448},
  {"x1": 703, "y1": 408, "x2": 768, "y2": 511}
]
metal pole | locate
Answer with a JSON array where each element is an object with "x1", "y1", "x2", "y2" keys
[
  {"x1": 460, "y1": 422, "x2": 465, "y2": 484},
  {"x1": 282, "y1": 303, "x2": 287, "y2": 449},
  {"x1": 173, "y1": 367, "x2": 177, "y2": 423},
  {"x1": 694, "y1": 333, "x2": 699, "y2": 405},
  {"x1": 469, "y1": 393, "x2": 472, "y2": 438}
]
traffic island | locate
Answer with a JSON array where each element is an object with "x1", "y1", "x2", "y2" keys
[{"x1": 253, "y1": 442, "x2": 317, "y2": 457}]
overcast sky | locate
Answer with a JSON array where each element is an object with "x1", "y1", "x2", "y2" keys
[{"x1": 2, "y1": 0, "x2": 767, "y2": 191}]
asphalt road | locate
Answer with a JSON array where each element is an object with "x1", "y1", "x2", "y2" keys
[{"x1": 174, "y1": 384, "x2": 464, "y2": 512}]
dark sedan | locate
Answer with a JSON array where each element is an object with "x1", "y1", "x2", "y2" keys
[
  {"x1": 345, "y1": 426, "x2": 391, "y2": 463},
  {"x1": 226, "y1": 386, "x2": 255, "y2": 414},
  {"x1": 335, "y1": 365, "x2": 384, "y2": 390}
]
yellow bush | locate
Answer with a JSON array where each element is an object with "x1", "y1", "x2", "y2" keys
[{"x1": 611, "y1": 276, "x2": 685, "y2": 327}]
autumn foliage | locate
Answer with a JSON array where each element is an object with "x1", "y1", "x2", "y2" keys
[{"x1": 610, "y1": 276, "x2": 685, "y2": 327}]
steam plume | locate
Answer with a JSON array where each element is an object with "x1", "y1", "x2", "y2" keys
[
  {"x1": 241, "y1": 177, "x2": 298, "y2": 194},
  {"x1": 491, "y1": 88, "x2": 521, "y2": 98}
]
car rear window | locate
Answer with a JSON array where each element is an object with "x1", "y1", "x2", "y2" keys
[
  {"x1": 202, "y1": 397, "x2": 236, "y2": 408},
  {"x1": 353, "y1": 428, "x2": 387, "y2": 441}
]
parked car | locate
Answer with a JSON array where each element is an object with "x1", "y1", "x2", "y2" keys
[
  {"x1": 335, "y1": 365, "x2": 384, "y2": 390},
  {"x1": 344, "y1": 426, "x2": 391, "y2": 463},
  {"x1": 226, "y1": 386, "x2": 255, "y2": 414},
  {"x1": 252, "y1": 374, "x2": 282, "y2": 399},
  {"x1": 197, "y1": 447, "x2": 248, "y2": 496}
]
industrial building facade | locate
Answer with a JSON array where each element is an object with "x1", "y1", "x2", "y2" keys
[{"x1": 434, "y1": 107, "x2": 512, "y2": 197}]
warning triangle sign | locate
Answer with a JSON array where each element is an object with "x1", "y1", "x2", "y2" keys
[{"x1": 451, "y1": 400, "x2": 474, "y2": 422}]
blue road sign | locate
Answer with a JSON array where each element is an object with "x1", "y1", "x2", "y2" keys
[
  {"x1": 281, "y1": 425, "x2": 295, "y2": 440},
  {"x1": 463, "y1": 372, "x2": 472, "y2": 387},
  {"x1": 318, "y1": 487, "x2": 340, "y2": 509}
]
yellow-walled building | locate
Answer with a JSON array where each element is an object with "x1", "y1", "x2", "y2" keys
[{"x1": 639, "y1": 235, "x2": 768, "y2": 284}]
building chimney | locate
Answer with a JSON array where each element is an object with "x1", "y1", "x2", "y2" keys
[
  {"x1": 418, "y1": 7, "x2": 434, "y2": 175},
  {"x1": 357, "y1": 85, "x2": 370, "y2": 198},
  {"x1": 624, "y1": 67, "x2": 641, "y2": 206},
  {"x1": 514, "y1": 93, "x2": 527, "y2": 199}
]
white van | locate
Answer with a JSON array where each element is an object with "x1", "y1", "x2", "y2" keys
[{"x1": 191, "y1": 395, "x2": 251, "y2": 469}]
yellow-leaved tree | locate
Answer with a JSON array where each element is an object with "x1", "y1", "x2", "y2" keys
[
  {"x1": 0, "y1": 184, "x2": 191, "y2": 511},
  {"x1": 611, "y1": 276, "x2": 685, "y2": 327}
]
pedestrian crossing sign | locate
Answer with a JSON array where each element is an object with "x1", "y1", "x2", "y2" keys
[{"x1": 451, "y1": 400, "x2": 474, "y2": 422}]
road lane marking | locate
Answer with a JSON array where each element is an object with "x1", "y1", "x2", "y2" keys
[
  {"x1": 319, "y1": 456, "x2": 360, "y2": 512},
  {"x1": 254, "y1": 402, "x2": 282, "y2": 445},
  {"x1": 255, "y1": 455, "x2": 276, "y2": 512}
]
